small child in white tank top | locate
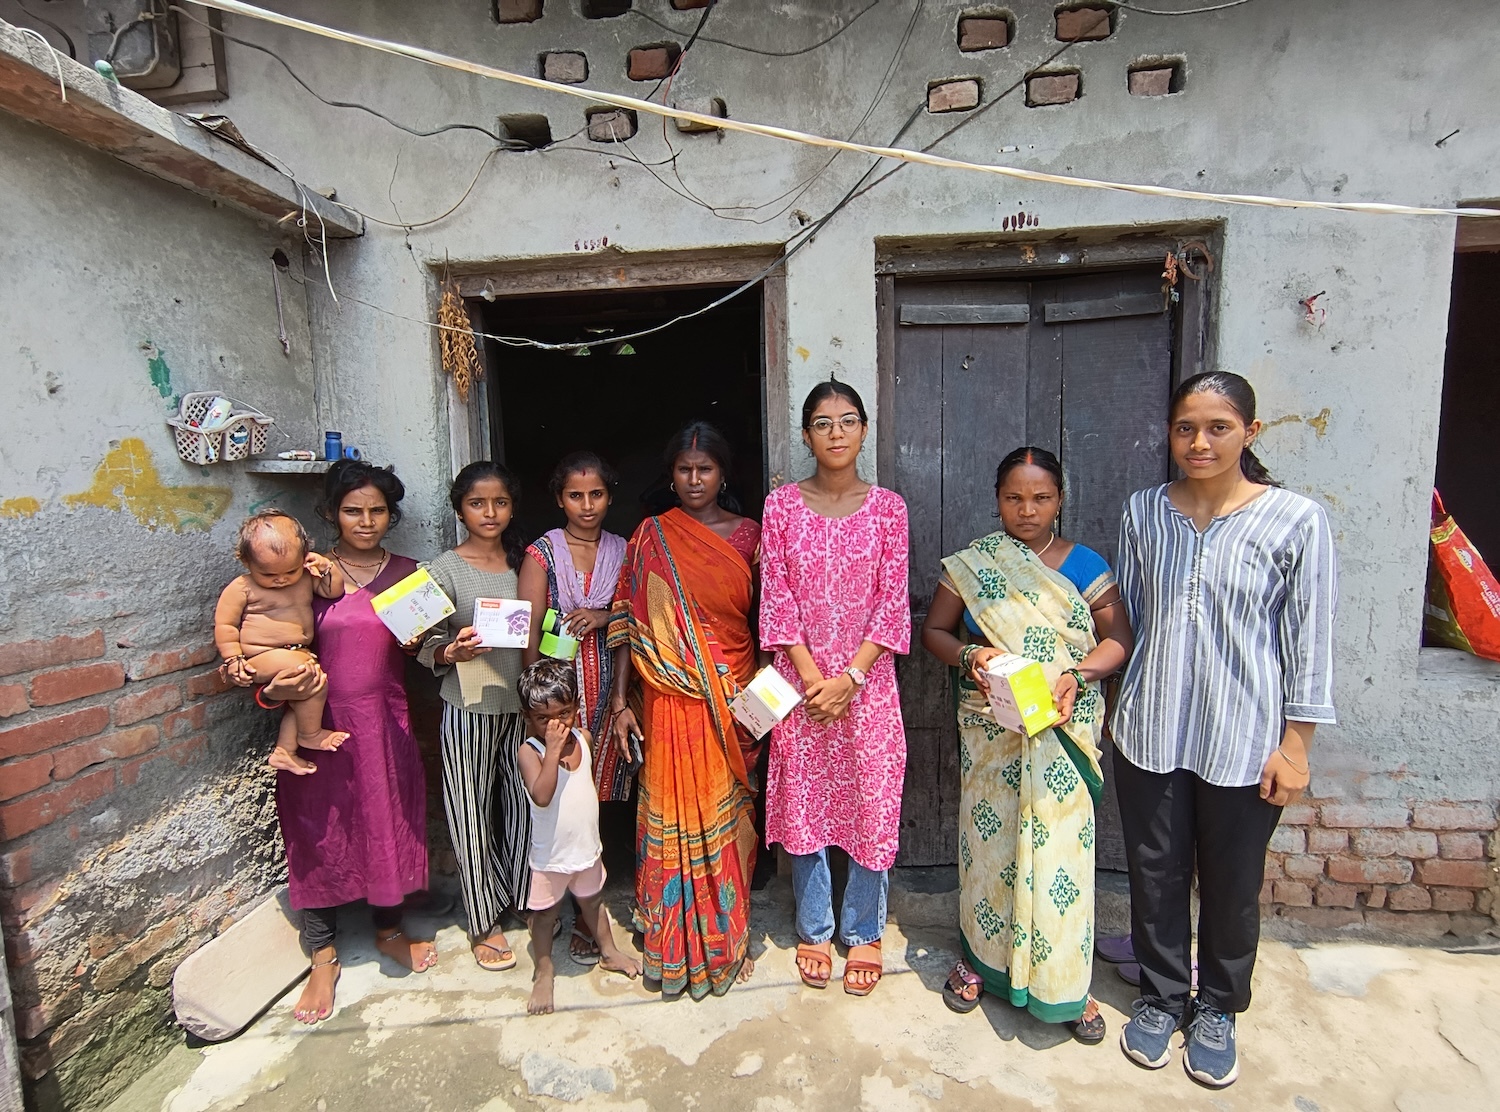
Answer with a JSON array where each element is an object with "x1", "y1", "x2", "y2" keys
[{"x1": 517, "y1": 659, "x2": 641, "y2": 1014}]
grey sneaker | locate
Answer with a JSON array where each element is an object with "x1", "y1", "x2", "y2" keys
[
  {"x1": 1183, "y1": 1005, "x2": 1238, "y2": 1087},
  {"x1": 1120, "y1": 1001, "x2": 1179, "y2": 1069}
]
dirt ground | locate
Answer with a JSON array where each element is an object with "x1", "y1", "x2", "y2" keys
[{"x1": 106, "y1": 870, "x2": 1500, "y2": 1112}]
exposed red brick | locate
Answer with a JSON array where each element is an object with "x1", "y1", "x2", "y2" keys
[
  {"x1": 51, "y1": 726, "x2": 160, "y2": 781},
  {"x1": 1319, "y1": 801, "x2": 1410, "y2": 829},
  {"x1": 1431, "y1": 887, "x2": 1476, "y2": 912},
  {"x1": 0, "y1": 877, "x2": 61, "y2": 924},
  {"x1": 0, "y1": 755, "x2": 53, "y2": 802},
  {"x1": 959, "y1": 16, "x2": 1010, "y2": 52},
  {"x1": 14, "y1": 989, "x2": 82, "y2": 1040},
  {"x1": 1262, "y1": 854, "x2": 1284, "y2": 879},
  {"x1": 4, "y1": 923, "x2": 42, "y2": 968},
  {"x1": 162, "y1": 704, "x2": 207, "y2": 740},
  {"x1": 186, "y1": 667, "x2": 232, "y2": 699},
  {"x1": 0, "y1": 631, "x2": 104, "y2": 678},
  {"x1": 1327, "y1": 856, "x2": 1412, "y2": 885},
  {"x1": 928, "y1": 78, "x2": 981, "y2": 113},
  {"x1": 494, "y1": 0, "x2": 542, "y2": 22},
  {"x1": 29, "y1": 662, "x2": 125, "y2": 708},
  {"x1": 1269, "y1": 826, "x2": 1305, "y2": 854},
  {"x1": 1128, "y1": 66, "x2": 1175, "y2": 97},
  {"x1": 1477, "y1": 889, "x2": 1495, "y2": 916},
  {"x1": 541, "y1": 51, "x2": 588, "y2": 84},
  {"x1": 120, "y1": 734, "x2": 206, "y2": 787},
  {"x1": 1411, "y1": 801, "x2": 1497, "y2": 831},
  {"x1": 1273, "y1": 880, "x2": 1312, "y2": 907},
  {"x1": 0, "y1": 706, "x2": 110, "y2": 760},
  {"x1": 1315, "y1": 881, "x2": 1360, "y2": 909},
  {"x1": 126, "y1": 644, "x2": 216, "y2": 682},
  {"x1": 1364, "y1": 885, "x2": 1388, "y2": 909},
  {"x1": 586, "y1": 109, "x2": 637, "y2": 143},
  {"x1": 1283, "y1": 855, "x2": 1325, "y2": 881},
  {"x1": 1258, "y1": 879, "x2": 1274, "y2": 904},
  {"x1": 1306, "y1": 827, "x2": 1348, "y2": 854},
  {"x1": 0, "y1": 685, "x2": 28, "y2": 719},
  {"x1": 0, "y1": 845, "x2": 35, "y2": 888},
  {"x1": 1282, "y1": 801, "x2": 1319, "y2": 826},
  {"x1": 671, "y1": 0, "x2": 711, "y2": 8},
  {"x1": 1025, "y1": 72, "x2": 1080, "y2": 107},
  {"x1": 1364, "y1": 909, "x2": 1452, "y2": 940},
  {"x1": 0, "y1": 768, "x2": 114, "y2": 839},
  {"x1": 1415, "y1": 858, "x2": 1494, "y2": 889},
  {"x1": 1276, "y1": 906, "x2": 1363, "y2": 931},
  {"x1": 1394, "y1": 830, "x2": 1439, "y2": 859},
  {"x1": 1386, "y1": 885, "x2": 1432, "y2": 911},
  {"x1": 1350, "y1": 829, "x2": 1396, "y2": 856},
  {"x1": 1055, "y1": 6, "x2": 1112, "y2": 41},
  {"x1": 627, "y1": 44, "x2": 680, "y2": 82},
  {"x1": 1438, "y1": 832, "x2": 1485, "y2": 859},
  {"x1": 113, "y1": 682, "x2": 182, "y2": 727}
]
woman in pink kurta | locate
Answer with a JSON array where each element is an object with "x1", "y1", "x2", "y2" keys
[{"x1": 760, "y1": 381, "x2": 910, "y2": 997}]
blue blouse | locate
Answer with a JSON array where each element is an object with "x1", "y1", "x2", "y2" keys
[{"x1": 962, "y1": 542, "x2": 1115, "y2": 636}]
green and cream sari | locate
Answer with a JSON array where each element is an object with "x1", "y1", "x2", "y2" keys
[{"x1": 942, "y1": 531, "x2": 1108, "y2": 1024}]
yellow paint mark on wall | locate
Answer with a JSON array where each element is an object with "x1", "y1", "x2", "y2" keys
[
  {"x1": 63, "y1": 439, "x2": 231, "y2": 533},
  {"x1": 1262, "y1": 408, "x2": 1332, "y2": 438},
  {"x1": 0, "y1": 497, "x2": 42, "y2": 519},
  {"x1": 795, "y1": 346, "x2": 811, "y2": 362}
]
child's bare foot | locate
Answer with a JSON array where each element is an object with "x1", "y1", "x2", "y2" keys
[
  {"x1": 528, "y1": 966, "x2": 556, "y2": 1015},
  {"x1": 293, "y1": 950, "x2": 340, "y2": 1024},
  {"x1": 736, "y1": 956, "x2": 756, "y2": 983},
  {"x1": 375, "y1": 927, "x2": 436, "y2": 972},
  {"x1": 269, "y1": 747, "x2": 317, "y2": 774},
  {"x1": 298, "y1": 728, "x2": 349, "y2": 752},
  {"x1": 599, "y1": 947, "x2": 643, "y2": 979}
]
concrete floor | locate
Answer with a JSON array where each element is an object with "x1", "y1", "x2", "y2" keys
[{"x1": 107, "y1": 871, "x2": 1500, "y2": 1112}]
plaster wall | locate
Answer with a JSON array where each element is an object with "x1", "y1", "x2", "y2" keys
[
  {"x1": 0, "y1": 108, "x2": 328, "y2": 1106},
  {"x1": 169, "y1": 0, "x2": 1500, "y2": 803}
]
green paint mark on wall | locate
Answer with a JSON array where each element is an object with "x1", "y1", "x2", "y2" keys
[{"x1": 144, "y1": 343, "x2": 172, "y2": 398}]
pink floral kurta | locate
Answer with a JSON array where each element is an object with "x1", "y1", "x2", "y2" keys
[{"x1": 759, "y1": 483, "x2": 911, "y2": 871}]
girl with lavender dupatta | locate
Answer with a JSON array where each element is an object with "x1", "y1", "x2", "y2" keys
[{"x1": 520, "y1": 451, "x2": 630, "y2": 801}]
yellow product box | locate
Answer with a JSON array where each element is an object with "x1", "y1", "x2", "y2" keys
[
  {"x1": 370, "y1": 568, "x2": 455, "y2": 644},
  {"x1": 983, "y1": 653, "x2": 1061, "y2": 737},
  {"x1": 730, "y1": 666, "x2": 804, "y2": 740}
]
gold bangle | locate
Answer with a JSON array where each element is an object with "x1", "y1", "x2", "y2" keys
[{"x1": 1277, "y1": 747, "x2": 1308, "y2": 774}]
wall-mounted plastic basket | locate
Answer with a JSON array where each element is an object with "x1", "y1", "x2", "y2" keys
[{"x1": 167, "y1": 392, "x2": 275, "y2": 465}]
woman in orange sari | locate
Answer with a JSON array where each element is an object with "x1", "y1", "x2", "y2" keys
[{"x1": 608, "y1": 422, "x2": 761, "y2": 999}]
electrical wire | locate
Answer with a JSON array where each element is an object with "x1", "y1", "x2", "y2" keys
[
  {"x1": 1108, "y1": 0, "x2": 1255, "y2": 14},
  {"x1": 190, "y1": 0, "x2": 1499, "y2": 220},
  {"x1": 11, "y1": 0, "x2": 76, "y2": 58},
  {"x1": 630, "y1": 0, "x2": 888, "y2": 58}
]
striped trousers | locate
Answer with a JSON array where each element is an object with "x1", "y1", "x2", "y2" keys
[{"x1": 440, "y1": 703, "x2": 532, "y2": 937}]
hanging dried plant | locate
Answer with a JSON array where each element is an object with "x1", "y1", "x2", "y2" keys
[{"x1": 438, "y1": 276, "x2": 483, "y2": 403}]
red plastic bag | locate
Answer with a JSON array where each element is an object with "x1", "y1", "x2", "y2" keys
[{"x1": 1424, "y1": 491, "x2": 1500, "y2": 661}]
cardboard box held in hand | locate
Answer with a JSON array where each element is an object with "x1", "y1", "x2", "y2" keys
[
  {"x1": 730, "y1": 666, "x2": 803, "y2": 739},
  {"x1": 983, "y1": 653, "x2": 1061, "y2": 736}
]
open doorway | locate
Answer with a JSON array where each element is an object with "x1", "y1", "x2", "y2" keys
[{"x1": 479, "y1": 284, "x2": 767, "y2": 541}]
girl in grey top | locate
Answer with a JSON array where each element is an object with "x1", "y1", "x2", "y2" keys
[
  {"x1": 419, "y1": 461, "x2": 532, "y2": 972},
  {"x1": 1113, "y1": 373, "x2": 1337, "y2": 1089}
]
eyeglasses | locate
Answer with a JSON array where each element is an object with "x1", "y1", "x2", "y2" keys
[{"x1": 807, "y1": 415, "x2": 864, "y2": 436}]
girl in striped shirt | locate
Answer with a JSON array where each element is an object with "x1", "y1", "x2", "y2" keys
[{"x1": 1113, "y1": 373, "x2": 1337, "y2": 1088}]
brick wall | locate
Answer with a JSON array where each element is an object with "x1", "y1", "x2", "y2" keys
[
  {"x1": 1263, "y1": 799, "x2": 1499, "y2": 941},
  {"x1": 0, "y1": 630, "x2": 283, "y2": 1109}
]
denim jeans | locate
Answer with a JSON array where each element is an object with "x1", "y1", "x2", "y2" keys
[{"x1": 790, "y1": 848, "x2": 889, "y2": 947}]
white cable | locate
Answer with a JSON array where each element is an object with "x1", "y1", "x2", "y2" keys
[
  {"x1": 15, "y1": 26, "x2": 66, "y2": 102},
  {"x1": 193, "y1": 0, "x2": 1500, "y2": 220}
]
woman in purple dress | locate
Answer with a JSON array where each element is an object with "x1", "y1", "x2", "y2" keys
[{"x1": 257, "y1": 461, "x2": 433, "y2": 1023}]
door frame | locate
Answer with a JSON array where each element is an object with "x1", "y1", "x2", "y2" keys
[
  {"x1": 872, "y1": 228, "x2": 1221, "y2": 481},
  {"x1": 441, "y1": 246, "x2": 790, "y2": 494}
]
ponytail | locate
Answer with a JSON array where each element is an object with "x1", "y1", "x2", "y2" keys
[{"x1": 1239, "y1": 445, "x2": 1276, "y2": 486}]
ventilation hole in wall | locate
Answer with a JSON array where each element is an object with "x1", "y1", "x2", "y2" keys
[
  {"x1": 493, "y1": 0, "x2": 543, "y2": 24},
  {"x1": 627, "y1": 42, "x2": 683, "y2": 82},
  {"x1": 1054, "y1": 4, "x2": 1114, "y2": 42},
  {"x1": 540, "y1": 50, "x2": 588, "y2": 84},
  {"x1": 1024, "y1": 69, "x2": 1081, "y2": 107},
  {"x1": 581, "y1": 0, "x2": 632, "y2": 18},
  {"x1": 957, "y1": 10, "x2": 1014, "y2": 52},
  {"x1": 1128, "y1": 58, "x2": 1185, "y2": 96},
  {"x1": 586, "y1": 106, "x2": 638, "y2": 142},
  {"x1": 498, "y1": 113, "x2": 554, "y2": 150}
]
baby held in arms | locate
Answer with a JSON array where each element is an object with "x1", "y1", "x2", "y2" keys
[{"x1": 214, "y1": 510, "x2": 349, "y2": 773}]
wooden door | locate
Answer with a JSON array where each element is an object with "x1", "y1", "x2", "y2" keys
[{"x1": 890, "y1": 267, "x2": 1173, "y2": 868}]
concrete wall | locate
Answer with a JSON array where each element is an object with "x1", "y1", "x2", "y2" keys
[
  {"x1": 3, "y1": 0, "x2": 1500, "y2": 1101},
  {"x1": 0, "y1": 106, "x2": 327, "y2": 1106}
]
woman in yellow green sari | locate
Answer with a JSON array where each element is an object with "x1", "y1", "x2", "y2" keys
[{"x1": 921, "y1": 447, "x2": 1132, "y2": 1043}]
